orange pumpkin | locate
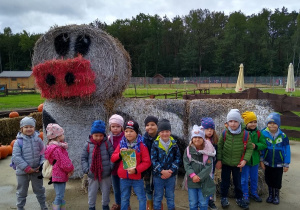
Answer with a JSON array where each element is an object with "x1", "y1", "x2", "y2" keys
[
  {"x1": 39, "y1": 132, "x2": 44, "y2": 140},
  {"x1": 0, "y1": 151, "x2": 1, "y2": 159},
  {"x1": 38, "y1": 103, "x2": 44, "y2": 112},
  {"x1": 10, "y1": 139, "x2": 16, "y2": 147},
  {"x1": 7, "y1": 145, "x2": 13, "y2": 156},
  {"x1": 9, "y1": 111, "x2": 19, "y2": 118},
  {"x1": 0, "y1": 146, "x2": 9, "y2": 159}
]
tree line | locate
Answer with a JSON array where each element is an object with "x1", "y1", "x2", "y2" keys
[{"x1": 1, "y1": 7, "x2": 300, "y2": 77}]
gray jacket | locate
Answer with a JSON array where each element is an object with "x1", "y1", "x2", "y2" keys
[
  {"x1": 81, "y1": 137, "x2": 114, "y2": 179},
  {"x1": 12, "y1": 131, "x2": 45, "y2": 175}
]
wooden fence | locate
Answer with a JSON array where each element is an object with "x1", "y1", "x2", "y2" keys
[{"x1": 0, "y1": 85, "x2": 36, "y2": 97}]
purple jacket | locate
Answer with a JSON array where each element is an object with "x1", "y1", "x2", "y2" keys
[{"x1": 44, "y1": 144, "x2": 74, "y2": 182}]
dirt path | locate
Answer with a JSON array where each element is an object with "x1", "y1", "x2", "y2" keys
[{"x1": 1, "y1": 141, "x2": 300, "y2": 210}]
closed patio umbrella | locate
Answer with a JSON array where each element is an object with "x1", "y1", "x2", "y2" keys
[
  {"x1": 235, "y1": 63, "x2": 245, "y2": 92},
  {"x1": 285, "y1": 63, "x2": 295, "y2": 92}
]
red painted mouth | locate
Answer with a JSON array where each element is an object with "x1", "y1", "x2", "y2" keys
[{"x1": 33, "y1": 55, "x2": 96, "y2": 99}]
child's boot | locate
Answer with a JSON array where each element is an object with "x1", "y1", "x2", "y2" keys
[
  {"x1": 273, "y1": 188, "x2": 280, "y2": 205},
  {"x1": 110, "y1": 204, "x2": 121, "y2": 210},
  {"x1": 102, "y1": 205, "x2": 110, "y2": 210},
  {"x1": 147, "y1": 200, "x2": 153, "y2": 210},
  {"x1": 60, "y1": 200, "x2": 66, "y2": 210},
  {"x1": 266, "y1": 187, "x2": 274, "y2": 203},
  {"x1": 52, "y1": 202, "x2": 60, "y2": 210}
]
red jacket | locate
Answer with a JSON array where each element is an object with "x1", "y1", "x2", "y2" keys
[
  {"x1": 44, "y1": 144, "x2": 74, "y2": 182},
  {"x1": 111, "y1": 140, "x2": 151, "y2": 180}
]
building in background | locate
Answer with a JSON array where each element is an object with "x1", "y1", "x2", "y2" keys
[{"x1": 0, "y1": 71, "x2": 35, "y2": 89}]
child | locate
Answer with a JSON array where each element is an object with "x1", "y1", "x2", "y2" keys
[
  {"x1": 201, "y1": 117, "x2": 218, "y2": 210},
  {"x1": 183, "y1": 125, "x2": 216, "y2": 210},
  {"x1": 216, "y1": 109, "x2": 253, "y2": 209},
  {"x1": 12, "y1": 117, "x2": 48, "y2": 210},
  {"x1": 44, "y1": 123, "x2": 74, "y2": 210},
  {"x1": 142, "y1": 116, "x2": 158, "y2": 210},
  {"x1": 81, "y1": 120, "x2": 114, "y2": 210},
  {"x1": 241, "y1": 111, "x2": 267, "y2": 204},
  {"x1": 260, "y1": 112, "x2": 291, "y2": 205},
  {"x1": 151, "y1": 119, "x2": 181, "y2": 210},
  {"x1": 111, "y1": 120, "x2": 151, "y2": 210}
]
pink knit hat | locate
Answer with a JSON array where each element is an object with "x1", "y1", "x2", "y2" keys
[
  {"x1": 109, "y1": 114, "x2": 124, "y2": 127},
  {"x1": 46, "y1": 123, "x2": 64, "y2": 140}
]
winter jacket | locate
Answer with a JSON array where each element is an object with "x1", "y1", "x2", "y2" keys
[
  {"x1": 81, "y1": 136, "x2": 114, "y2": 179},
  {"x1": 12, "y1": 131, "x2": 45, "y2": 175},
  {"x1": 142, "y1": 132, "x2": 158, "y2": 178},
  {"x1": 245, "y1": 128, "x2": 267, "y2": 166},
  {"x1": 108, "y1": 132, "x2": 124, "y2": 176},
  {"x1": 44, "y1": 143, "x2": 74, "y2": 182},
  {"x1": 217, "y1": 127, "x2": 253, "y2": 166},
  {"x1": 183, "y1": 145, "x2": 216, "y2": 197},
  {"x1": 151, "y1": 136, "x2": 181, "y2": 177},
  {"x1": 111, "y1": 134, "x2": 151, "y2": 180},
  {"x1": 261, "y1": 127, "x2": 291, "y2": 168}
]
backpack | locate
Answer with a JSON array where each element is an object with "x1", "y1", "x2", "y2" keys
[
  {"x1": 42, "y1": 160, "x2": 53, "y2": 178},
  {"x1": 10, "y1": 138, "x2": 23, "y2": 170},
  {"x1": 222, "y1": 129, "x2": 249, "y2": 162}
]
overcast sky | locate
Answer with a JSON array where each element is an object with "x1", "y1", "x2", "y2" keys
[{"x1": 0, "y1": 0, "x2": 299, "y2": 34}]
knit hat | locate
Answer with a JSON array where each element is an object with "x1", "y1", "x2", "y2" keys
[
  {"x1": 144, "y1": 115, "x2": 158, "y2": 126},
  {"x1": 242, "y1": 111, "x2": 257, "y2": 125},
  {"x1": 227, "y1": 109, "x2": 242, "y2": 124},
  {"x1": 191, "y1": 125, "x2": 205, "y2": 140},
  {"x1": 157, "y1": 119, "x2": 171, "y2": 133},
  {"x1": 109, "y1": 114, "x2": 124, "y2": 127},
  {"x1": 46, "y1": 123, "x2": 64, "y2": 140},
  {"x1": 124, "y1": 120, "x2": 139, "y2": 134},
  {"x1": 91, "y1": 120, "x2": 106, "y2": 135},
  {"x1": 266, "y1": 112, "x2": 281, "y2": 127},
  {"x1": 20, "y1": 117, "x2": 36, "y2": 128},
  {"x1": 201, "y1": 117, "x2": 215, "y2": 130}
]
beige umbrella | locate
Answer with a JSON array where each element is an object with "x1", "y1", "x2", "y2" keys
[
  {"x1": 235, "y1": 63, "x2": 245, "y2": 92},
  {"x1": 285, "y1": 63, "x2": 295, "y2": 92}
]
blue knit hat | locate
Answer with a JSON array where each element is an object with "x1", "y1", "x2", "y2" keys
[
  {"x1": 201, "y1": 117, "x2": 215, "y2": 130},
  {"x1": 91, "y1": 120, "x2": 106, "y2": 135},
  {"x1": 266, "y1": 112, "x2": 281, "y2": 127}
]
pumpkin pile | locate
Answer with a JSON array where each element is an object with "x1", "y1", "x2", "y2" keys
[{"x1": 0, "y1": 142, "x2": 13, "y2": 159}]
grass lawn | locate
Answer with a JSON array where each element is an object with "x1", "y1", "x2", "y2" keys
[{"x1": 0, "y1": 94, "x2": 45, "y2": 111}]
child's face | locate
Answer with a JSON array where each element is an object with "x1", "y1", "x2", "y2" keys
[
  {"x1": 228, "y1": 120, "x2": 240, "y2": 130},
  {"x1": 268, "y1": 122, "x2": 278, "y2": 133},
  {"x1": 125, "y1": 128, "x2": 137, "y2": 141},
  {"x1": 192, "y1": 137, "x2": 204, "y2": 149},
  {"x1": 159, "y1": 130, "x2": 171, "y2": 142},
  {"x1": 247, "y1": 120, "x2": 257, "y2": 130},
  {"x1": 205, "y1": 128, "x2": 214, "y2": 138},
  {"x1": 22, "y1": 125, "x2": 35, "y2": 136},
  {"x1": 110, "y1": 123, "x2": 122, "y2": 135},
  {"x1": 92, "y1": 133, "x2": 105, "y2": 142},
  {"x1": 57, "y1": 134, "x2": 65, "y2": 142},
  {"x1": 145, "y1": 122, "x2": 158, "y2": 137}
]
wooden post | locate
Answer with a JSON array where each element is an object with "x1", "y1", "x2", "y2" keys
[{"x1": 175, "y1": 91, "x2": 178, "y2": 99}]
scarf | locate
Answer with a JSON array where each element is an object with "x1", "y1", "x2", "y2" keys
[
  {"x1": 159, "y1": 137, "x2": 171, "y2": 152},
  {"x1": 228, "y1": 124, "x2": 242, "y2": 134},
  {"x1": 119, "y1": 134, "x2": 143, "y2": 152},
  {"x1": 48, "y1": 140, "x2": 68, "y2": 149},
  {"x1": 90, "y1": 137, "x2": 103, "y2": 181}
]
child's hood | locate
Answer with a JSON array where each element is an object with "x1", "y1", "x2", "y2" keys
[{"x1": 44, "y1": 144, "x2": 59, "y2": 161}]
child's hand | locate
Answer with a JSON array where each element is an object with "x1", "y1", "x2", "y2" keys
[
  {"x1": 27, "y1": 168, "x2": 36, "y2": 174},
  {"x1": 120, "y1": 148, "x2": 127, "y2": 151},
  {"x1": 283, "y1": 167, "x2": 289, "y2": 172},
  {"x1": 192, "y1": 175, "x2": 200, "y2": 183},
  {"x1": 127, "y1": 168, "x2": 136, "y2": 174},
  {"x1": 216, "y1": 161, "x2": 222, "y2": 170},
  {"x1": 237, "y1": 160, "x2": 246, "y2": 168},
  {"x1": 260, "y1": 161, "x2": 265, "y2": 170},
  {"x1": 161, "y1": 170, "x2": 172, "y2": 179},
  {"x1": 68, "y1": 170, "x2": 74, "y2": 177},
  {"x1": 252, "y1": 143, "x2": 256, "y2": 149}
]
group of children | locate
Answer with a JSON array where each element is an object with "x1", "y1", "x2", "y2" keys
[{"x1": 11, "y1": 108, "x2": 291, "y2": 210}]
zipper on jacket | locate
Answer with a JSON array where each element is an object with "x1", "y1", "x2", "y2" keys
[{"x1": 272, "y1": 139, "x2": 275, "y2": 167}]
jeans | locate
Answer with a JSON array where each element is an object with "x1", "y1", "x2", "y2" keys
[
  {"x1": 153, "y1": 176, "x2": 176, "y2": 210},
  {"x1": 120, "y1": 178, "x2": 146, "y2": 210},
  {"x1": 221, "y1": 164, "x2": 243, "y2": 199},
  {"x1": 241, "y1": 164, "x2": 259, "y2": 195},
  {"x1": 188, "y1": 188, "x2": 209, "y2": 210},
  {"x1": 53, "y1": 182, "x2": 66, "y2": 205},
  {"x1": 112, "y1": 174, "x2": 121, "y2": 204}
]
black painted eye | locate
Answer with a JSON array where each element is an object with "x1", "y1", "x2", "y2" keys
[
  {"x1": 54, "y1": 33, "x2": 70, "y2": 56},
  {"x1": 46, "y1": 74, "x2": 56, "y2": 86},
  {"x1": 65, "y1": 72, "x2": 75, "y2": 86},
  {"x1": 74, "y1": 35, "x2": 91, "y2": 56}
]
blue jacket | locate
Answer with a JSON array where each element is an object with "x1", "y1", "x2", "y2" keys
[
  {"x1": 142, "y1": 132, "x2": 158, "y2": 177},
  {"x1": 151, "y1": 136, "x2": 181, "y2": 177},
  {"x1": 261, "y1": 127, "x2": 291, "y2": 168}
]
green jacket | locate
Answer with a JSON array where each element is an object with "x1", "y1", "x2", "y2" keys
[
  {"x1": 217, "y1": 127, "x2": 253, "y2": 166},
  {"x1": 245, "y1": 128, "x2": 267, "y2": 166},
  {"x1": 183, "y1": 146, "x2": 216, "y2": 197}
]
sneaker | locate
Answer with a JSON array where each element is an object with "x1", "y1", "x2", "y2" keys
[
  {"x1": 243, "y1": 194, "x2": 250, "y2": 205},
  {"x1": 250, "y1": 193, "x2": 262, "y2": 202},
  {"x1": 221, "y1": 197, "x2": 230, "y2": 208},
  {"x1": 208, "y1": 199, "x2": 218, "y2": 210},
  {"x1": 236, "y1": 198, "x2": 249, "y2": 210}
]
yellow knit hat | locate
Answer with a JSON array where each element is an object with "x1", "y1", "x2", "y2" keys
[{"x1": 242, "y1": 111, "x2": 257, "y2": 125}]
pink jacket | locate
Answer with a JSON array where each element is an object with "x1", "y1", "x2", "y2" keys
[{"x1": 44, "y1": 143, "x2": 74, "y2": 182}]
